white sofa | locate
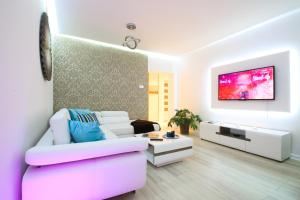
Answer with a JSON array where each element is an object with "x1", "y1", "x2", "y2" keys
[
  {"x1": 96, "y1": 111, "x2": 160, "y2": 138},
  {"x1": 22, "y1": 109, "x2": 156, "y2": 200}
]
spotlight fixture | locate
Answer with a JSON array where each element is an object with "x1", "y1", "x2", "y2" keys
[
  {"x1": 122, "y1": 23, "x2": 140, "y2": 49},
  {"x1": 123, "y1": 35, "x2": 140, "y2": 50}
]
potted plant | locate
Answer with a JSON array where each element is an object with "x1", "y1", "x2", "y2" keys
[{"x1": 168, "y1": 109, "x2": 201, "y2": 135}]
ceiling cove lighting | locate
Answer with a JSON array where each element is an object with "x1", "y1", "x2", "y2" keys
[
  {"x1": 184, "y1": 8, "x2": 300, "y2": 55},
  {"x1": 289, "y1": 48, "x2": 300, "y2": 115},
  {"x1": 58, "y1": 34, "x2": 180, "y2": 61},
  {"x1": 211, "y1": 48, "x2": 291, "y2": 69},
  {"x1": 44, "y1": 1, "x2": 179, "y2": 61}
]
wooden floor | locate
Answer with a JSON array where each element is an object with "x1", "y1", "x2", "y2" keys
[{"x1": 109, "y1": 136, "x2": 300, "y2": 200}]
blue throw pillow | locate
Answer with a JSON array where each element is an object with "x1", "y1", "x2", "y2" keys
[
  {"x1": 69, "y1": 108, "x2": 91, "y2": 121},
  {"x1": 77, "y1": 112, "x2": 99, "y2": 125},
  {"x1": 68, "y1": 120, "x2": 106, "y2": 143}
]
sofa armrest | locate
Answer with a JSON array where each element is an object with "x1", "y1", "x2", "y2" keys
[{"x1": 25, "y1": 137, "x2": 149, "y2": 166}]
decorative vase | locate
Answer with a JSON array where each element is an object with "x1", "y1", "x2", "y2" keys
[{"x1": 180, "y1": 124, "x2": 190, "y2": 135}]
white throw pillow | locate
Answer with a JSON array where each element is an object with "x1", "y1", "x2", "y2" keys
[{"x1": 50, "y1": 108, "x2": 71, "y2": 145}]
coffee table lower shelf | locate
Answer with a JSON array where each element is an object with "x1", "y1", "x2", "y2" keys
[{"x1": 145, "y1": 146, "x2": 193, "y2": 167}]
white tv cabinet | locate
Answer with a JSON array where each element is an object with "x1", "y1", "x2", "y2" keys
[{"x1": 200, "y1": 122, "x2": 291, "y2": 161}]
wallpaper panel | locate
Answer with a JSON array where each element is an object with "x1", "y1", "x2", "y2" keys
[{"x1": 53, "y1": 36, "x2": 148, "y2": 119}]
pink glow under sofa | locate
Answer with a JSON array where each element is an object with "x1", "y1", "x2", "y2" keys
[{"x1": 22, "y1": 109, "x2": 155, "y2": 200}]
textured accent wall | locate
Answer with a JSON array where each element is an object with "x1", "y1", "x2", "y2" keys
[{"x1": 53, "y1": 36, "x2": 148, "y2": 119}]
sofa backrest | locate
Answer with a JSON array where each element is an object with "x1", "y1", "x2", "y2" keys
[
  {"x1": 95, "y1": 111, "x2": 130, "y2": 125},
  {"x1": 49, "y1": 108, "x2": 71, "y2": 145},
  {"x1": 49, "y1": 110, "x2": 132, "y2": 144},
  {"x1": 98, "y1": 111, "x2": 129, "y2": 117},
  {"x1": 95, "y1": 111, "x2": 134, "y2": 137}
]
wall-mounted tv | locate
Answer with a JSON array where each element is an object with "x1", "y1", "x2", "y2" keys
[{"x1": 218, "y1": 66, "x2": 275, "y2": 100}]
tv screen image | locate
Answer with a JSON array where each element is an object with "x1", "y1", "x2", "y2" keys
[{"x1": 218, "y1": 66, "x2": 275, "y2": 100}]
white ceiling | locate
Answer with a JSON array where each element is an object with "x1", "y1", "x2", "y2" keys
[{"x1": 54, "y1": 0, "x2": 300, "y2": 56}]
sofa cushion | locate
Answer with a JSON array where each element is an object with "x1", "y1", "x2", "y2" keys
[
  {"x1": 102, "y1": 123, "x2": 134, "y2": 135},
  {"x1": 98, "y1": 117, "x2": 130, "y2": 125},
  {"x1": 69, "y1": 108, "x2": 91, "y2": 121},
  {"x1": 69, "y1": 121, "x2": 105, "y2": 143},
  {"x1": 99, "y1": 126, "x2": 118, "y2": 139},
  {"x1": 77, "y1": 112, "x2": 99, "y2": 124},
  {"x1": 50, "y1": 108, "x2": 71, "y2": 145},
  {"x1": 98, "y1": 111, "x2": 129, "y2": 117}
]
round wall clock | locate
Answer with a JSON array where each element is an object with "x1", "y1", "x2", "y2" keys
[{"x1": 39, "y1": 12, "x2": 52, "y2": 81}]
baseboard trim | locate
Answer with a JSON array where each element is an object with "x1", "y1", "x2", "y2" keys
[{"x1": 291, "y1": 153, "x2": 300, "y2": 161}]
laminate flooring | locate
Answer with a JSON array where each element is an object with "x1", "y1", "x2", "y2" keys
[{"x1": 109, "y1": 136, "x2": 300, "y2": 200}]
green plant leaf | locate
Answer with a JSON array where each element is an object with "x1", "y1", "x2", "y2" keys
[{"x1": 168, "y1": 109, "x2": 201, "y2": 130}]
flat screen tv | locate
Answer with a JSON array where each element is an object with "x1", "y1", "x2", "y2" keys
[{"x1": 218, "y1": 66, "x2": 275, "y2": 100}]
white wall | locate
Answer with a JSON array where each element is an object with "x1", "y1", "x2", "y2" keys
[
  {"x1": 148, "y1": 56, "x2": 177, "y2": 73},
  {"x1": 0, "y1": 1, "x2": 53, "y2": 199},
  {"x1": 178, "y1": 10, "x2": 300, "y2": 156},
  {"x1": 211, "y1": 51, "x2": 290, "y2": 112}
]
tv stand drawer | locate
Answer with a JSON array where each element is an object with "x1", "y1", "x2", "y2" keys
[{"x1": 219, "y1": 135, "x2": 245, "y2": 150}]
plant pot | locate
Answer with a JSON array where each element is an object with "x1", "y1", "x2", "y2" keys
[{"x1": 180, "y1": 124, "x2": 190, "y2": 135}]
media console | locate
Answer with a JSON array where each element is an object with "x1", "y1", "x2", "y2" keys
[{"x1": 200, "y1": 122, "x2": 291, "y2": 161}]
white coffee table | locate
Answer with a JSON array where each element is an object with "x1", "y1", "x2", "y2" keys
[{"x1": 136, "y1": 132, "x2": 193, "y2": 167}]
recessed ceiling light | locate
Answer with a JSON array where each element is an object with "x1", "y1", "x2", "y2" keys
[{"x1": 126, "y1": 23, "x2": 136, "y2": 30}]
